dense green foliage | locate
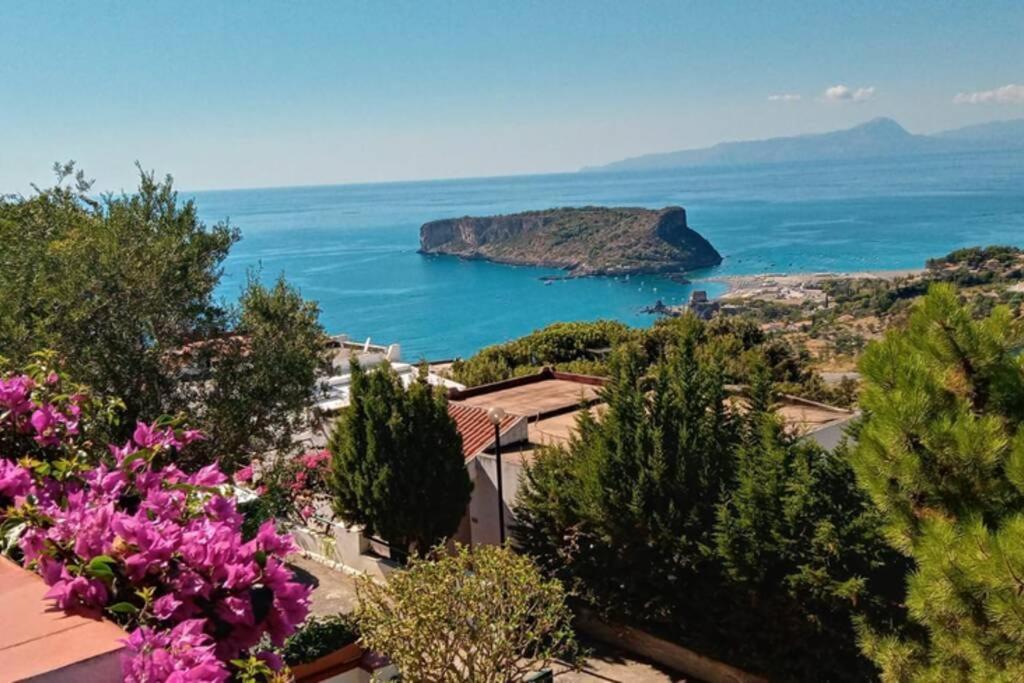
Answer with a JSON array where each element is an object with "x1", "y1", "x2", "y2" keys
[
  {"x1": 452, "y1": 314, "x2": 813, "y2": 391},
  {"x1": 851, "y1": 284, "x2": 1024, "y2": 680},
  {"x1": 0, "y1": 163, "x2": 325, "y2": 469},
  {"x1": 329, "y1": 362, "x2": 471, "y2": 558},
  {"x1": 187, "y1": 276, "x2": 325, "y2": 468},
  {"x1": 926, "y1": 245, "x2": 1024, "y2": 286},
  {"x1": 515, "y1": 326, "x2": 905, "y2": 681},
  {"x1": 283, "y1": 615, "x2": 360, "y2": 666},
  {"x1": 450, "y1": 320, "x2": 635, "y2": 386}
]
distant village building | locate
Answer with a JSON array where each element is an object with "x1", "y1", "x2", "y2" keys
[
  {"x1": 314, "y1": 335, "x2": 463, "y2": 414},
  {"x1": 687, "y1": 290, "x2": 720, "y2": 320}
]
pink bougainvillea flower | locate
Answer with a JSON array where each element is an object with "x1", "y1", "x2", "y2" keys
[
  {"x1": 152, "y1": 594, "x2": 184, "y2": 621},
  {"x1": 182, "y1": 428, "x2": 206, "y2": 444},
  {"x1": 0, "y1": 460, "x2": 32, "y2": 500},
  {"x1": 1, "y1": 375, "x2": 310, "y2": 681},
  {"x1": 190, "y1": 463, "x2": 227, "y2": 488},
  {"x1": 256, "y1": 649, "x2": 284, "y2": 672},
  {"x1": 30, "y1": 405, "x2": 60, "y2": 446},
  {"x1": 0, "y1": 375, "x2": 35, "y2": 421},
  {"x1": 233, "y1": 464, "x2": 253, "y2": 484},
  {"x1": 251, "y1": 520, "x2": 297, "y2": 558},
  {"x1": 121, "y1": 619, "x2": 229, "y2": 683},
  {"x1": 44, "y1": 573, "x2": 109, "y2": 610}
]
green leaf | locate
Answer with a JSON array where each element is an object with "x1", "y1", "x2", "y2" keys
[
  {"x1": 107, "y1": 601, "x2": 139, "y2": 615},
  {"x1": 85, "y1": 564, "x2": 114, "y2": 580},
  {"x1": 85, "y1": 555, "x2": 117, "y2": 580},
  {"x1": 122, "y1": 450, "x2": 150, "y2": 468},
  {"x1": 87, "y1": 554, "x2": 116, "y2": 568}
]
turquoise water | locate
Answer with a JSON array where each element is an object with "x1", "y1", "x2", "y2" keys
[{"x1": 191, "y1": 151, "x2": 1024, "y2": 359}]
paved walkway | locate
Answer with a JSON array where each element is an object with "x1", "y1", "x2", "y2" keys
[
  {"x1": 554, "y1": 641, "x2": 688, "y2": 682},
  {"x1": 289, "y1": 554, "x2": 690, "y2": 682},
  {"x1": 288, "y1": 554, "x2": 361, "y2": 616}
]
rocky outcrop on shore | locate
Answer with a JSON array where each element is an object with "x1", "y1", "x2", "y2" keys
[{"x1": 418, "y1": 206, "x2": 722, "y2": 277}]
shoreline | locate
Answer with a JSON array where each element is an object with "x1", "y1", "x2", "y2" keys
[{"x1": 693, "y1": 268, "x2": 925, "y2": 305}]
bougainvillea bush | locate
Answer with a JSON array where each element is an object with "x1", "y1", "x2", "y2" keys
[
  {"x1": 0, "y1": 364, "x2": 310, "y2": 682},
  {"x1": 235, "y1": 448, "x2": 333, "y2": 538}
]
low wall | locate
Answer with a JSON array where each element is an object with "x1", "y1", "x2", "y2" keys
[
  {"x1": 575, "y1": 609, "x2": 768, "y2": 683},
  {"x1": 288, "y1": 520, "x2": 399, "y2": 582}
]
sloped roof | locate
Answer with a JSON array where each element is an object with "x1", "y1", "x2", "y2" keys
[{"x1": 448, "y1": 403, "x2": 521, "y2": 460}]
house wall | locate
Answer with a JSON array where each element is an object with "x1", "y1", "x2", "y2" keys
[
  {"x1": 321, "y1": 669, "x2": 372, "y2": 683},
  {"x1": 468, "y1": 451, "x2": 527, "y2": 546}
]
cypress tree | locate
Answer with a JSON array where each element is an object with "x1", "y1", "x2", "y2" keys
[
  {"x1": 329, "y1": 362, "x2": 471, "y2": 558},
  {"x1": 517, "y1": 327, "x2": 738, "y2": 622}
]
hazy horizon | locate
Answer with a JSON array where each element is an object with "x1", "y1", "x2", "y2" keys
[{"x1": 3, "y1": 1, "x2": 1023, "y2": 194}]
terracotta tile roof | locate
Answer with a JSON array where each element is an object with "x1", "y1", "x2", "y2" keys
[
  {"x1": 448, "y1": 403, "x2": 520, "y2": 460},
  {"x1": 0, "y1": 557, "x2": 126, "y2": 681}
]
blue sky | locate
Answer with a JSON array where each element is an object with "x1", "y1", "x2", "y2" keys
[{"x1": 2, "y1": 1, "x2": 1022, "y2": 192}]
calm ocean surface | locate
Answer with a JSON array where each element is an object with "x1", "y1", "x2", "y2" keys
[{"x1": 190, "y1": 151, "x2": 1024, "y2": 359}]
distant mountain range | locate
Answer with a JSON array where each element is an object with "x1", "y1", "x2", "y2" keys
[{"x1": 581, "y1": 118, "x2": 1024, "y2": 173}]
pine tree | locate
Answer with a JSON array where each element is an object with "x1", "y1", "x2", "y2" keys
[
  {"x1": 329, "y1": 362, "x2": 471, "y2": 558},
  {"x1": 851, "y1": 283, "x2": 1024, "y2": 680}
]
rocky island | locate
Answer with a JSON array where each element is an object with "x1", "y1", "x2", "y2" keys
[{"x1": 418, "y1": 206, "x2": 722, "y2": 277}]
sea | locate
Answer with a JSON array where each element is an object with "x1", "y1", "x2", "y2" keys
[{"x1": 190, "y1": 151, "x2": 1024, "y2": 359}]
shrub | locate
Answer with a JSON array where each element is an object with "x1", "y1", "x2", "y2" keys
[
  {"x1": 283, "y1": 614, "x2": 360, "y2": 666},
  {"x1": 356, "y1": 544, "x2": 578, "y2": 682}
]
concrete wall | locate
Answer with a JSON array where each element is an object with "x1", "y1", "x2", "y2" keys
[
  {"x1": 22, "y1": 651, "x2": 123, "y2": 683},
  {"x1": 288, "y1": 521, "x2": 399, "y2": 582},
  {"x1": 575, "y1": 609, "x2": 768, "y2": 683},
  {"x1": 467, "y1": 450, "x2": 527, "y2": 546},
  {"x1": 321, "y1": 667, "x2": 373, "y2": 683}
]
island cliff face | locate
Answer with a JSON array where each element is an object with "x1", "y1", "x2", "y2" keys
[{"x1": 419, "y1": 206, "x2": 722, "y2": 277}]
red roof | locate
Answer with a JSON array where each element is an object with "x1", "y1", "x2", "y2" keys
[{"x1": 448, "y1": 403, "x2": 520, "y2": 460}]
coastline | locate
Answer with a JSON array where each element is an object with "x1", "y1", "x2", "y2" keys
[{"x1": 698, "y1": 268, "x2": 925, "y2": 304}]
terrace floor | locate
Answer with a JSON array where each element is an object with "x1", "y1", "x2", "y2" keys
[{"x1": 455, "y1": 379, "x2": 600, "y2": 417}]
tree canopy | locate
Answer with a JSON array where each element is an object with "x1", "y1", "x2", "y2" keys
[
  {"x1": 0, "y1": 163, "x2": 325, "y2": 469},
  {"x1": 515, "y1": 326, "x2": 903, "y2": 681},
  {"x1": 852, "y1": 283, "x2": 1024, "y2": 680}
]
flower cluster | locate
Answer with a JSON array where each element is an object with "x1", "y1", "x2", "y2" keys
[
  {"x1": 238, "y1": 449, "x2": 333, "y2": 524},
  {"x1": 0, "y1": 372, "x2": 311, "y2": 681},
  {"x1": 293, "y1": 450, "x2": 331, "y2": 520},
  {"x1": 0, "y1": 372, "x2": 82, "y2": 448},
  {"x1": 121, "y1": 620, "x2": 227, "y2": 683}
]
